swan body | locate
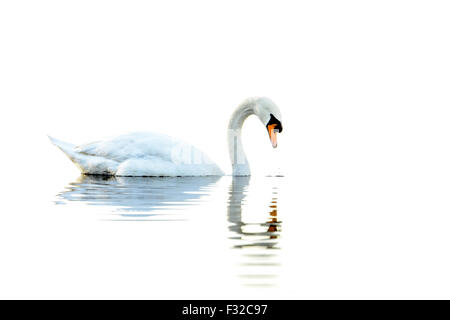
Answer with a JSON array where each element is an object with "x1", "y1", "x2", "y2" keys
[
  {"x1": 49, "y1": 132, "x2": 224, "y2": 176},
  {"x1": 50, "y1": 97, "x2": 283, "y2": 176}
]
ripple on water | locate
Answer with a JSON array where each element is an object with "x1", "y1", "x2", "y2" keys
[
  {"x1": 56, "y1": 175, "x2": 221, "y2": 221},
  {"x1": 55, "y1": 174, "x2": 284, "y2": 288},
  {"x1": 227, "y1": 177, "x2": 282, "y2": 288}
]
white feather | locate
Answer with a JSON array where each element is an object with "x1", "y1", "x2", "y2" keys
[
  {"x1": 49, "y1": 132, "x2": 223, "y2": 176},
  {"x1": 49, "y1": 97, "x2": 282, "y2": 177}
]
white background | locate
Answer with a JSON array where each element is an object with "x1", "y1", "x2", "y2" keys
[{"x1": 1, "y1": 0, "x2": 450, "y2": 299}]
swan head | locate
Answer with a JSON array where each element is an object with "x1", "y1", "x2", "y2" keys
[{"x1": 253, "y1": 97, "x2": 283, "y2": 148}]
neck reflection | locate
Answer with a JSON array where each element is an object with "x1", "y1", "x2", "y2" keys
[{"x1": 227, "y1": 176, "x2": 282, "y2": 287}]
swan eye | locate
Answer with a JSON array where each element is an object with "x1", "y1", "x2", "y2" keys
[
  {"x1": 266, "y1": 114, "x2": 283, "y2": 133},
  {"x1": 266, "y1": 114, "x2": 282, "y2": 148}
]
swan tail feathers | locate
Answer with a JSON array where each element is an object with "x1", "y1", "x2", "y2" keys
[
  {"x1": 48, "y1": 136, "x2": 76, "y2": 152},
  {"x1": 48, "y1": 136, "x2": 118, "y2": 175},
  {"x1": 48, "y1": 135, "x2": 86, "y2": 172}
]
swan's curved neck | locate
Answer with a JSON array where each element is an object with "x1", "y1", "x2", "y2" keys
[{"x1": 228, "y1": 101, "x2": 256, "y2": 176}]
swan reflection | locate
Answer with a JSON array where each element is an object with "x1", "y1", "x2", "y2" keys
[
  {"x1": 227, "y1": 177, "x2": 282, "y2": 287},
  {"x1": 56, "y1": 174, "x2": 282, "y2": 287},
  {"x1": 56, "y1": 175, "x2": 221, "y2": 220}
]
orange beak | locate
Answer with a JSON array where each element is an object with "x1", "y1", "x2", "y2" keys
[{"x1": 267, "y1": 124, "x2": 278, "y2": 148}]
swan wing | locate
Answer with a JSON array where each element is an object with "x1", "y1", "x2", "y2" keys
[
  {"x1": 75, "y1": 132, "x2": 180, "y2": 163},
  {"x1": 51, "y1": 132, "x2": 224, "y2": 176}
]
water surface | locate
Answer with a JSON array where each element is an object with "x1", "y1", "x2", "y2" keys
[{"x1": 56, "y1": 175, "x2": 284, "y2": 288}]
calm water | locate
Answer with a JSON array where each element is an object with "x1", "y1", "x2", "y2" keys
[
  {"x1": 56, "y1": 175, "x2": 283, "y2": 288},
  {"x1": 4, "y1": 165, "x2": 446, "y2": 299},
  {"x1": 2, "y1": 167, "x2": 450, "y2": 299}
]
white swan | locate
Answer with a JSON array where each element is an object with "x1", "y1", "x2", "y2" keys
[{"x1": 50, "y1": 97, "x2": 283, "y2": 176}]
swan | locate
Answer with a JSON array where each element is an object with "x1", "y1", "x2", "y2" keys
[{"x1": 49, "y1": 97, "x2": 283, "y2": 176}]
